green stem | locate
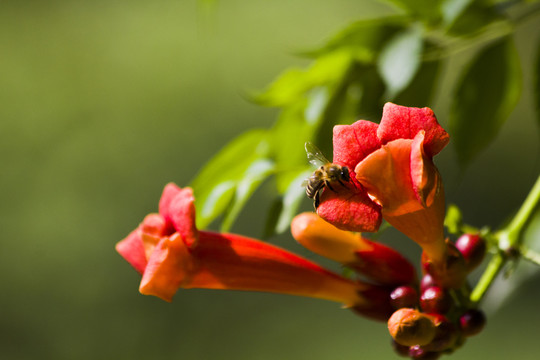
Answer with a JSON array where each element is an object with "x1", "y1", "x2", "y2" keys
[
  {"x1": 501, "y1": 175, "x2": 540, "y2": 249},
  {"x1": 470, "y1": 252, "x2": 505, "y2": 304},
  {"x1": 470, "y1": 175, "x2": 540, "y2": 304}
]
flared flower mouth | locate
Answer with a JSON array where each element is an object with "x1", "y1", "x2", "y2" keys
[
  {"x1": 316, "y1": 103, "x2": 449, "y2": 264},
  {"x1": 116, "y1": 183, "x2": 392, "y2": 313}
]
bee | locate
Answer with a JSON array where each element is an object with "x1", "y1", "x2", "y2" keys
[{"x1": 303, "y1": 141, "x2": 350, "y2": 209}]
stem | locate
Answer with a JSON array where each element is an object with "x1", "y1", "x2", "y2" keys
[
  {"x1": 470, "y1": 175, "x2": 540, "y2": 304},
  {"x1": 501, "y1": 175, "x2": 540, "y2": 249},
  {"x1": 470, "y1": 252, "x2": 505, "y2": 304}
]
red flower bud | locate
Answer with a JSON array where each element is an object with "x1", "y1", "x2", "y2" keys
[
  {"x1": 408, "y1": 345, "x2": 441, "y2": 360},
  {"x1": 459, "y1": 309, "x2": 486, "y2": 337},
  {"x1": 422, "y1": 315, "x2": 459, "y2": 352},
  {"x1": 390, "y1": 285, "x2": 419, "y2": 310},
  {"x1": 455, "y1": 234, "x2": 486, "y2": 271},
  {"x1": 420, "y1": 286, "x2": 452, "y2": 314}
]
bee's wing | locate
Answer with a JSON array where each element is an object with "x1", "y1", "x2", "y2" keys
[{"x1": 305, "y1": 141, "x2": 329, "y2": 167}]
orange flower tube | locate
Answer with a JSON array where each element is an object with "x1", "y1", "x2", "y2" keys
[
  {"x1": 116, "y1": 183, "x2": 392, "y2": 316},
  {"x1": 291, "y1": 212, "x2": 416, "y2": 286}
]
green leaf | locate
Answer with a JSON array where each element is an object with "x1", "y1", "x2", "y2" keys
[
  {"x1": 450, "y1": 37, "x2": 522, "y2": 167},
  {"x1": 268, "y1": 52, "x2": 355, "y2": 192},
  {"x1": 310, "y1": 16, "x2": 408, "y2": 62},
  {"x1": 440, "y1": 0, "x2": 474, "y2": 27},
  {"x1": 255, "y1": 51, "x2": 352, "y2": 107},
  {"x1": 383, "y1": 0, "x2": 443, "y2": 22},
  {"x1": 190, "y1": 129, "x2": 272, "y2": 229},
  {"x1": 220, "y1": 159, "x2": 275, "y2": 232},
  {"x1": 394, "y1": 57, "x2": 441, "y2": 107},
  {"x1": 355, "y1": 65, "x2": 386, "y2": 121},
  {"x1": 535, "y1": 38, "x2": 540, "y2": 128},
  {"x1": 264, "y1": 169, "x2": 312, "y2": 237},
  {"x1": 445, "y1": 2, "x2": 504, "y2": 36},
  {"x1": 377, "y1": 24, "x2": 424, "y2": 99},
  {"x1": 274, "y1": 169, "x2": 312, "y2": 234}
]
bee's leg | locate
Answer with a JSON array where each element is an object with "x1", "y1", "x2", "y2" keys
[
  {"x1": 337, "y1": 178, "x2": 347, "y2": 187},
  {"x1": 314, "y1": 190, "x2": 320, "y2": 209},
  {"x1": 325, "y1": 180, "x2": 336, "y2": 192}
]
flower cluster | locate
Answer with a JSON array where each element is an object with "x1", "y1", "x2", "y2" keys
[
  {"x1": 386, "y1": 233, "x2": 487, "y2": 359},
  {"x1": 116, "y1": 103, "x2": 486, "y2": 359}
]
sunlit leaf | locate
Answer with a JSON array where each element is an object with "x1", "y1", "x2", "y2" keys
[
  {"x1": 255, "y1": 51, "x2": 352, "y2": 107},
  {"x1": 268, "y1": 52, "x2": 355, "y2": 191},
  {"x1": 440, "y1": 0, "x2": 474, "y2": 27},
  {"x1": 377, "y1": 24, "x2": 424, "y2": 99},
  {"x1": 190, "y1": 129, "x2": 271, "y2": 228},
  {"x1": 265, "y1": 169, "x2": 312, "y2": 237},
  {"x1": 221, "y1": 159, "x2": 275, "y2": 232},
  {"x1": 310, "y1": 16, "x2": 407, "y2": 62},
  {"x1": 274, "y1": 169, "x2": 312, "y2": 233},
  {"x1": 450, "y1": 37, "x2": 522, "y2": 166},
  {"x1": 254, "y1": 68, "x2": 310, "y2": 107},
  {"x1": 200, "y1": 181, "x2": 236, "y2": 221}
]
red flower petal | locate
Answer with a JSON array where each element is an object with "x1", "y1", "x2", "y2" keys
[
  {"x1": 116, "y1": 229, "x2": 147, "y2": 274},
  {"x1": 410, "y1": 131, "x2": 438, "y2": 207},
  {"x1": 159, "y1": 184, "x2": 198, "y2": 247},
  {"x1": 168, "y1": 188, "x2": 198, "y2": 247},
  {"x1": 158, "y1": 182, "x2": 182, "y2": 224},
  {"x1": 332, "y1": 120, "x2": 381, "y2": 170},
  {"x1": 139, "y1": 233, "x2": 193, "y2": 302},
  {"x1": 377, "y1": 103, "x2": 449, "y2": 157},
  {"x1": 316, "y1": 185, "x2": 382, "y2": 233}
]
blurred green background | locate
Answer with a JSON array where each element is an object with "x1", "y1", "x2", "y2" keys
[{"x1": 1, "y1": 0, "x2": 539, "y2": 359}]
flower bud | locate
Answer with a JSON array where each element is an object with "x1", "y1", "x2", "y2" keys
[
  {"x1": 292, "y1": 212, "x2": 416, "y2": 285},
  {"x1": 459, "y1": 309, "x2": 486, "y2": 337},
  {"x1": 390, "y1": 285, "x2": 418, "y2": 310},
  {"x1": 422, "y1": 315, "x2": 459, "y2": 352},
  {"x1": 420, "y1": 286, "x2": 452, "y2": 314},
  {"x1": 388, "y1": 308, "x2": 437, "y2": 346},
  {"x1": 408, "y1": 345, "x2": 441, "y2": 360},
  {"x1": 455, "y1": 234, "x2": 486, "y2": 271},
  {"x1": 420, "y1": 273, "x2": 438, "y2": 292}
]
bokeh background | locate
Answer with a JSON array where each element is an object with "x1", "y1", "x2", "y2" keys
[{"x1": 1, "y1": 0, "x2": 539, "y2": 359}]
